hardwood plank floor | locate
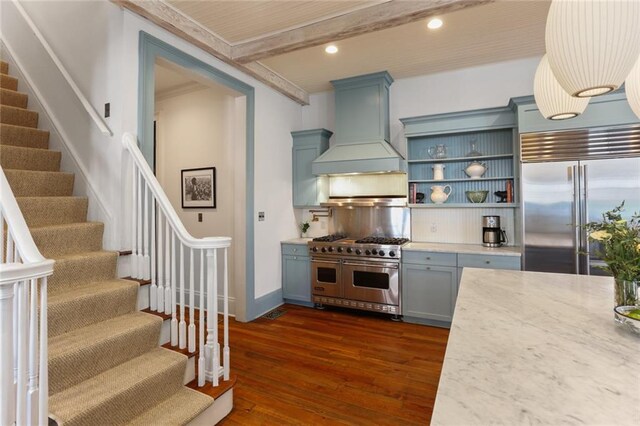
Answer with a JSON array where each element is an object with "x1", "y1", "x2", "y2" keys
[{"x1": 219, "y1": 304, "x2": 449, "y2": 425}]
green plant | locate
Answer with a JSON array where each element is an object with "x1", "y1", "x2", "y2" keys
[
  {"x1": 300, "y1": 222, "x2": 310, "y2": 234},
  {"x1": 583, "y1": 202, "x2": 640, "y2": 281}
]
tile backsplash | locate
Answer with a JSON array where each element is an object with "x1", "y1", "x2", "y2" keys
[{"x1": 411, "y1": 208, "x2": 517, "y2": 246}]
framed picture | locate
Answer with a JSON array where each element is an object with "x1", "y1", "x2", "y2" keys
[{"x1": 181, "y1": 167, "x2": 216, "y2": 208}]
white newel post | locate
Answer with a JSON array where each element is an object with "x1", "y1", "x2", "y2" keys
[
  {"x1": 0, "y1": 282, "x2": 16, "y2": 426},
  {"x1": 223, "y1": 247, "x2": 230, "y2": 381},
  {"x1": 205, "y1": 248, "x2": 219, "y2": 385}
]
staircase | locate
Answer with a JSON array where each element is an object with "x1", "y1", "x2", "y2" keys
[{"x1": 0, "y1": 60, "x2": 223, "y2": 424}]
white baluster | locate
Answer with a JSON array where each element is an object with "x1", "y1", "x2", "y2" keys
[
  {"x1": 156, "y1": 214, "x2": 164, "y2": 313},
  {"x1": 198, "y1": 250, "x2": 205, "y2": 387},
  {"x1": 38, "y1": 277, "x2": 48, "y2": 426},
  {"x1": 16, "y1": 281, "x2": 27, "y2": 425},
  {"x1": 27, "y1": 279, "x2": 38, "y2": 425},
  {"x1": 0, "y1": 282, "x2": 15, "y2": 426},
  {"x1": 136, "y1": 169, "x2": 143, "y2": 278},
  {"x1": 213, "y1": 249, "x2": 219, "y2": 386},
  {"x1": 0, "y1": 214, "x2": 5, "y2": 262},
  {"x1": 204, "y1": 248, "x2": 218, "y2": 385},
  {"x1": 170, "y1": 232, "x2": 178, "y2": 347},
  {"x1": 188, "y1": 247, "x2": 195, "y2": 353},
  {"x1": 149, "y1": 195, "x2": 157, "y2": 311},
  {"x1": 130, "y1": 162, "x2": 138, "y2": 278},
  {"x1": 179, "y1": 244, "x2": 186, "y2": 349},
  {"x1": 7, "y1": 231, "x2": 14, "y2": 263},
  {"x1": 143, "y1": 183, "x2": 150, "y2": 280},
  {"x1": 223, "y1": 247, "x2": 230, "y2": 381},
  {"x1": 164, "y1": 219, "x2": 171, "y2": 314}
]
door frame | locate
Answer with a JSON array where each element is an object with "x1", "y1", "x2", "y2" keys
[{"x1": 138, "y1": 31, "x2": 255, "y2": 321}]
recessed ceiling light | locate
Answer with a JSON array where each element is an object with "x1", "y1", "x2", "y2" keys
[
  {"x1": 325, "y1": 45, "x2": 338, "y2": 54},
  {"x1": 427, "y1": 18, "x2": 443, "y2": 30}
]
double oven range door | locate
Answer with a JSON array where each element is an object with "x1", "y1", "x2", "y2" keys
[{"x1": 311, "y1": 256, "x2": 400, "y2": 311}]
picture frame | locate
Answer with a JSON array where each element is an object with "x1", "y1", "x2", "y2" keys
[{"x1": 181, "y1": 167, "x2": 216, "y2": 209}]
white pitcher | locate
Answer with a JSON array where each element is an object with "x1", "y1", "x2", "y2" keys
[
  {"x1": 430, "y1": 185, "x2": 452, "y2": 204},
  {"x1": 432, "y1": 163, "x2": 445, "y2": 181}
]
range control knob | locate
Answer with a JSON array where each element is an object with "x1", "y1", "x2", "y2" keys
[
  {"x1": 328, "y1": 247, "x2": 333, "y2": 252},
  {"x1": 355, "y1": 249, "x2": 362, "y2": 255},
  {"x1": 346, "y1": 248, "x2": 352, "y2": 254},
  {"x1": 321, "y1": 247, "x2": 327, "y2": 253},
  {"x1": 365, "y1": 250, "x2": 371, "y2": 255},
  {"x1": 337, "y1": 247, "x2": 343, "y2": 253},
  {"x1": 379, "y1": 250, "x2": 385, "y2": 257},
  {"x1": 312, "y1": 247, "x2": 318, "y2": 252},
  {"x1": 371, "y1": 249, "x2": 378, "y2": 255},
  {"x1": 389, "y1": 250, "x2": 396, "y2": 257}
]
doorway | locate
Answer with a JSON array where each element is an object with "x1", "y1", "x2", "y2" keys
[{"x1": 138, "y1": 32, "x2": 255, "y2": 321}]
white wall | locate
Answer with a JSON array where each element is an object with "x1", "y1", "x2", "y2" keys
[
  {"x1": 300, "y1": 56, "x2": 540, "y2": 245},
  {"x1": 155, "y1": 86, "x2": 239, "y2": 307}
]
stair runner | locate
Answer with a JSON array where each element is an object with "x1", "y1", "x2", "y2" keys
[{"x1": 0, "y1": 60, "x2": 214, "y2": 425}]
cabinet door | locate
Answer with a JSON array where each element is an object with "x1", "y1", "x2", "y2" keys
[
  {"x1": 402, "y1": 264, "x2": 457, "y2": 323},
  {"x1": 282, "y1": 255, "x2": 311, "y2": 303},
  {"x1": 293, "y1": 145, "x2": 319, "y2": 207}
]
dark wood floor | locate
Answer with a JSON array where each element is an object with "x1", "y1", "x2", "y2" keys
[{"x1": 219, "y1": 304, "x2": 450, "y2": 425}]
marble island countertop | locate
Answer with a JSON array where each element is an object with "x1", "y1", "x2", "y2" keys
[
  {"x1": 281, "y1": 238, "x2": 312, "y2": 244},
  {"x1": 403, "y1": 242, "x2": 521, "y2": 256},
  {"x1": 432, "y1": 268, "x2": 640, "y2": 426}
]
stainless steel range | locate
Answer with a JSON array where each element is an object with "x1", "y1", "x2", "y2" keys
[{"x1": 308, "y1": 201, "x2": 410, "y2": 318}]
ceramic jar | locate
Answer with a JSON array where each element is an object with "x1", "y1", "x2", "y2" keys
[
  {"x1": 464, "y1": 162, "x2": 487, "y2": 179},
  {"x1": 432, "y1": 163, "x2": 445, "y2": 181},
  {"x1": 430, "y1": 185, "x2": 452, "y2": 204}
]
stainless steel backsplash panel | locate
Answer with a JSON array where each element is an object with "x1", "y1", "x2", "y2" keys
[{"x1": 328, "y1": 207, "x2": 410, "y2": 239}]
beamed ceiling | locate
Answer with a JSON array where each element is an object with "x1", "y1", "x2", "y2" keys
[{"x1": 115, "y1": 0, "x2": 550, "y2": 104}]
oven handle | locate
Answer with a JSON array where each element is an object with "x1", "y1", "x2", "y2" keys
[
  {"x1": 342, "y1": 261, "x2": 399, "y2": 269},
  {"x1": 310, "y1": 258, "x2": 341, "y2": 265}
]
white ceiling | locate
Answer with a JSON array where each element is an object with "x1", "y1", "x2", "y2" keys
[{"x1": 165, "y1": 0, "x2": 550, "y2": 94}]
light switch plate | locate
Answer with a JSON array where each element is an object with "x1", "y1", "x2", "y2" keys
[{"x1": 258, "y1": 212, "x2": 265, "y2": 221}]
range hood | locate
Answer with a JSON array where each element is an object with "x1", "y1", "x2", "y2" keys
[{"x1": 312, "y1": 71, "x2": 407, "y2": 175}]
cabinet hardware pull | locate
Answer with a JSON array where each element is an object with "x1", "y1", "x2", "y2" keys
[
  {"x1": 485, "y1": 260, "x2": 490, "y2": 264},
  {"x1": 294, "y1": 257, "x2": 297, "y2": 260},
  {"x1": 426, "y1": 267, "x2": 431, "y2": 270},
  {"x1": 293, "y1": 248, "x2": 297, "y2": 252},
  {"x1": 426, "y1": 257, "x2": 431, "y2": 260}
]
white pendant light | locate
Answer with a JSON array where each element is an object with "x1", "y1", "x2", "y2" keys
[
  {"x1": 534, "y1": 55, "x2": 590, "y2": 120},
  {"x1": 626, "y1": 56, "x2": 640, "y2": 119},
  {"x1": 546, "y1": 0, "x2": 640, "y2": 98}
]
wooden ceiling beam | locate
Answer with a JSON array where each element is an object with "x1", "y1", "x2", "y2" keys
[
  {"x1": 232, "y1": 0, "x2": 495, "y2": 64},
  {"x1": 112, "y1": 0, "x2": 309, "y2": 105}
]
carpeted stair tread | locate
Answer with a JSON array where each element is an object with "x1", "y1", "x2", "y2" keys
[
  {"x1": 125, "y1": 387, "x2": 214, "y2": 426},
  {"x1": 0, "y1": 73, "x2": 18, "y2": 91},
  {"x1": 0, "y1": 88, "x2": 28, "y2": 108},
  {"x1": 0, "y1": 144, "x2": 61, "y2": 171},
  {"x1": 48, "y1": 250, "x2": 117, "y2": 295},
  {"x1": 31, "y1": 221, "x2": 103, "y2": 258},
  {"x1": 48, "y1": 279, "x2": 138, "y2": 337},
  {"x1": 17, "y1": 196, "x2": 88, "y2": 227},
  {"x1": 0, "y1": 104, "x2": 38, "y2": 127},
  {"x1": 49, "y1": 312, "x2": 162, "y2": 395},
  {"x1": 4, "y1": 169, "x2": 73, "y2": 196},
  {"x1": 49, "y1": 348, "x2": 188, "y2": 426},
  {"x1": 0, "y1": 61, "x2": 8, "y2": 74},
  {"x1": 0, "y1": 123, "x2": 49, "y2": 149}
]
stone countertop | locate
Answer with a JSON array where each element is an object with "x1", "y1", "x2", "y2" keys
[
  {"x1": 432, "y1": 268, "x2": 639, "y2": 426},
  {"x1": 281, "y1": 238, "x2": 312, "y2": 245},
  {"x1": 403, "y1": 242, "x2": 521, "y2": 256}
]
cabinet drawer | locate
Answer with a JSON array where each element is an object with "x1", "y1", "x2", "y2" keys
[
  {"x1": 402, "y1": 251, "x2": 457, "y2": 267},
  {"x1": 458, "y1": 253, "x2": 520, "y2": 270},
  {"x1": 281, "y1": 244, "x2": 309, "y2": 257}
]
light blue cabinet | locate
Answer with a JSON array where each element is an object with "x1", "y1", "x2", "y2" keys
[
  {"x1": 401, "y1": 106, "x2": 520, "y2": 207},
  {"x1": 292, "y1": 129, "x2": 331, "y2": 208},
  {"x1": 402, "y1": 250, "x2": 458, "y2": 327},
  {"x1": 281, "y1": 243, "x2": 312, "y2": 306}
]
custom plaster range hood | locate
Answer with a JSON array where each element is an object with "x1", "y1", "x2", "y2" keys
[{"x1": 311, "y1": 71, "x2": 407, "y2": 176}]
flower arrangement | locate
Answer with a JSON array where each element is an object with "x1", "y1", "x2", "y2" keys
[
  {"x1": 584, "y1": 202, "x2": 640, "y2": 281},
  {"x1": 300, "y1": 221, "x2": 310, "y2": 236}
]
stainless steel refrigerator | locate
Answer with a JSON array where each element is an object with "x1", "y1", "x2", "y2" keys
[{"x1": 521, "y1": 126, "x2": 640, "y2": 275}]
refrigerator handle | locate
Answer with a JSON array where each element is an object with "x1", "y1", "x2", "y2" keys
[
  {"x1": 572, "y1": 165, "x2": 581, "y2": 275},
  {"x1": 582, "y1": 164, "x2": 590, "y2": 275}
]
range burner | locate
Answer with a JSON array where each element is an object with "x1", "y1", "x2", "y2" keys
[
  {"x1": 312, "y1": 233, "x2": 347, "y2": 242},
  {"x1": 355, "y1": 237, "x2": 410, "y2": 245}
]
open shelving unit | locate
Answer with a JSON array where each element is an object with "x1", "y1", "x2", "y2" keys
[{"x1": 401, "y1": 106, "x2": 520, "y2": 208}]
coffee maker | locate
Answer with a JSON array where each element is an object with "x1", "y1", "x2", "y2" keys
[{"x1": 482, "y1": 215, "x2": 506, "y2": 247}]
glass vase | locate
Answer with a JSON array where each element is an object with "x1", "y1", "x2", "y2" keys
[{"x1": 614, "y1": 278, "x2": 638, "y2": 307}]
